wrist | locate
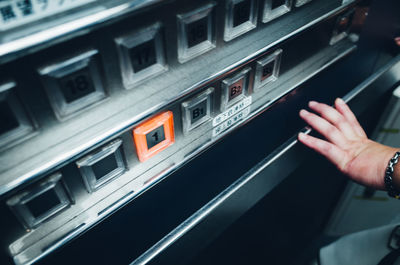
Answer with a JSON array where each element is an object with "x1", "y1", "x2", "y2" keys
[{"x1": 384, "y1": 150, "x2": 400, "y2": 198}]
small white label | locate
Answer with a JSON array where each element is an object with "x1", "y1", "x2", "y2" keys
[
  {"x1": 212, "y1": 107, "x2": 250, "y2": 137},
  {"x1": 213, "y1": 96, "x2": 252, "y2": 126}
]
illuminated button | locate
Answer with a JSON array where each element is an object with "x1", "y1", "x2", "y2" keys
[
  {"x1": 177, "y1": 3, "x2": 216, "y2": 63},
  {"x1": 146, "y1": 125, "x2": 166, "y2": 149},
  {"x1": 254, "y1": 49, "x2": 282, "y2": 92},
  {"x1": 262, "y1": 0, "x2": 291, "y2": 23},
  {"x1": 224, "y1": 0, "x2": 257, "y2": 42},
  {"x1": 182, "y1": 87, "x2": 213, "y2": 134},
  {"x1": 221, "y1": 67, "x2": 251, "y2": 111},
  {"x1": 38, "y1": 49, "x2": 106, "y2": 120},
  {"x1": 0, "y1": 81, "x2": 35, "y2": 149},
  {"x1": 76, "y1": 139, "x2": 126, "y2": 193},
  {"x1": 295, "y1": 0, "x2": 312, "y2": 7},
  {"x1": 115, "y1": 22, "x2": 167, "y2": 87},
  {"x1": 133, "y1": 111, "x2": 175, "y2": 162},
  {"x1": 6, "y1": 173, "x2": 72, "y2": 229}
]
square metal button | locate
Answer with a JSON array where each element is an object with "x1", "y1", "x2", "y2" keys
[
  {"x1": 38, "y1": 49, "x2": 106, "y2": 120},
  {"x1": 115, "y1": 22, "x2": 167, "y2": 88},
  {"x1": 224, "y1": 0, "x2": 257, "y2": 42},
  {"x1": 0, "y1": 81, "x2": 35, "y2": 150},
  {"x1": 177, "y1": 3, "x2": 216, "y2": 63},
  {"x1": 77, "y1": 139, "x2": 126, "y2": 193},
  {"x1": 6, "y1": 173, "x2": 72, "y2": 229},
  {"x1": 262, "y1": 0, "x2": 292, "y2": 23},
  {"x1": 221, "y1": 67, "x2": 251, "y2": 111},
  {"x1": 182, "y1": 87, "x2": 213, "y2": 134},
  {"x1": 254, "y1": 49, "x2": 282, "y2": 92}
]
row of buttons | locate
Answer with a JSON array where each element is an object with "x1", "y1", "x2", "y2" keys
[
  {"x1": 0, "y1": 0, "x2": 310, "y2": 150},
  {"x1": 6, "y1": 47, "x2": 283, "y2": 231}
]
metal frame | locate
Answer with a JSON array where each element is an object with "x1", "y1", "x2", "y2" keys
[
  {"x1": 295, "y1": 0, "x2": 312, "y2": 7},
  {"x1": 224, "y1": 0, "x2": 258, "y2": 42},
  {"x1": 0, "y1": 81, "x2": 35, "y2": 151},
  {"x1": 115, "y1": 22, "x2": 167, "y2": 88},
  {"x1": 38, "y1": 49, "x2": 107, "y2": 120},
  {"x1": 262, "y1": 0, "x2": 292, "y2": 23},
  {"x1": 76, "y1": 139, "x2": 126, "y2": 193},
  {"x1": 254, "y1": 49, "x2": 282, "y2": 91},
  {"x1": 181, "y1": 87, "x2": 214, "y2": 134},
  {"x1": 177, "y1": 3, "x2": 216, "y2": 63},
  {"x1": 6, "y1": 173, "x2": 72, "y2": 229},
  {"x1": 220, "y1": 67, "x2": 251, "y2": 111}
]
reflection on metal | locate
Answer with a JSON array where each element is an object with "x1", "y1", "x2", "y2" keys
[{"x1": 0, "y1": 0, "x2": 165, "y2": 62}]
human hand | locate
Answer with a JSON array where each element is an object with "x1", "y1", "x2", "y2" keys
[{"x1": 298, "y1": 98, "x2": 398, "y2": 190}]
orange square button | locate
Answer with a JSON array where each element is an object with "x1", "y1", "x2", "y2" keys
[{"x1": 133, "y1": 111, "x2": 175, "y2": 162}]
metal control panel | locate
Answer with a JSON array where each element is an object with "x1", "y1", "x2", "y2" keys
[{"x1": 0, "y1": 0, "x2": 368, "y2": 264}]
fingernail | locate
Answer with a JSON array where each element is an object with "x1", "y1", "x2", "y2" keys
[
  {"x1": 336, "y1": 98, "x2": 345, "y2": 104},
  {"x1": 308, "y1": 101, "x2": 317, "y2": 107},
  {"x1": 299, "y1": 109, "x2": 308, "y2": 116},
  {"x1": 298, "y1": 133, "x2": 307, "y2": 140}
]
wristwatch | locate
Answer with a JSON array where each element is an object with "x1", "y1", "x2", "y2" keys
[{"x1": 385, "y1": 151, "x2": 400, "y2": 199}]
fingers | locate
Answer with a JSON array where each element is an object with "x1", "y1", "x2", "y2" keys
[
  {"x1": 299, "y1": 109, "x2": 348, "y2": 147},
  {"x1": 308, "y1": 101, "x2": 358, "y2": 139},
  {"x1": 298, "y1": 133, "x2": 347, "y2": 170},
  {"x1": 334, "y1": 98, "x2": 367, "y2": 138}
]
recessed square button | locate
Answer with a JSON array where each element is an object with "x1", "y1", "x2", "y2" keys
[
  {"x1": 228, "y1": 79, "x2": 244, "y2": 101},
  {"x1": 261, "y1": 61, "x2": 275, "y2": 81},
  {"x1": 224, "y1": 0, "x2": 257, "y2": 42},
  {"x1": 0, "y1": 81, "x2": 35, "y2": 150},
  {"x1": 233, "y1": 0, "x2": 251, "y2": 27},
  {"x1": 177, "y1": 3, "x2": 216, "y2": 63},
  {"x1": 26, "y1": 189, "x2": 61, "y2": 219},
  {"x1": 262, "y1": 0, "x2": 291, "y2": 23},
  {"x1": 6, "y1": 173, "x2": 72, "y2": 229},
  {"x1": 38, "y1": 49, "x2": 106, "y2": 120},
  {"x1": 254, "y1": 49, "x2": 282, "y2": 92},
  {"x1": 221, "y1": 67, "x2": 251, "y2": 111},
  {"x1": 187, "y1": 16, "x2": 209, "y2": 48},
  {"x1": 133, "y1": 111, "x2": 175, "y2": 162},
  {"x1": 77, "y1": 139, "x2": 126, "y2": 193},
  {"x1": 129, "y1": 40, "x2": 157, "y2": 73},
  {"x1": 146, "y1": 125, "x2": 166, "y2": 150},
  {"x1": 190, "y1": 100, "x2": 208, "y2": 123},
  {"x1": 115, "y1": 22, "x2": 167, "y2": 88},
  {"x1": 182, "y1": 87, "x2": 213, "y2": 134},
  {"x1": 59, "y1": 68, "x2": 96, "y2": 103}
]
